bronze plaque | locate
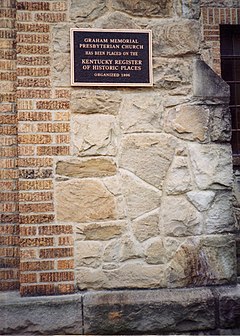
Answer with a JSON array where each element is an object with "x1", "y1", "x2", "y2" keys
[{"x1": 71, "y1": 28, "x2": 152, "y2": 87}]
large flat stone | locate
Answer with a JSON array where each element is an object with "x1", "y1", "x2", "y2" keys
[
  {"x1": 112, "y1": 0, "x2": 173, "y2": 17},
  {"x1": 0, "y1": 292, "x2": 82, "y2": 335},
  {"x1": 83, "y1": 287, "x2": 215, "y2": 334},
  {"x1": 70, "y1": 0, "x2": 107, "y2": 22}
]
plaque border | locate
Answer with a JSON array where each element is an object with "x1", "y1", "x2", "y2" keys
[{"x1": 70, "y1": 28, "x2": 153, "y2": 87}]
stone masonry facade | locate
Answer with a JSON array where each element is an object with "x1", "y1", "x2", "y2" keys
[{"x1": 0, "y1": 0, "x2": 239, "y2": 298}]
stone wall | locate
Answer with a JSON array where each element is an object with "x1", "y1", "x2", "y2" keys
[{"x1": 0, "y1": 0, "x2": 238, "y2": 296}]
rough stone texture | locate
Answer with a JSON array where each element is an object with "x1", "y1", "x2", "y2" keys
[
  {"x1": 132, "y1": 210, "x2": 160, "y2": 242},
  {"x1": 56, "y1": 158, "x2": 117, "y2": 178},
  {"x1": 71, "y1": 90, "x2": 122, "y2": 115},
  {"x1": 161, "y1": 196, "x2": 203, "y2": 237},
  {"x1": 165, "y1": 157, "x2": 192, "y2": 195},
  {"x1": 167, "y1": 236, "x2": 237, "y2": 287},
  {"x1": 120, "y1": 170, "x2": 162, "y2": 220},
  {"x1": 120, "y1": 234, "x2": 143, "y2": 261},
  {"x1": 55, "y1": 179, "x2": 117, "y2": 222},
  {"x1": 153, "y1": 57, "x2": 192, "y2": 89},
  {"x1": 112, "y1": 0, "x2": 173, "y2": 17},
  {"x1": 75, "y1": 241, "x2": 103, "y2": 268},
  {"x1": 76, "y1": 262, "x2": 166, "y2": 290},
  {"x1": 145, "y1": 238, "x2": 166, "y2": 264},
  {"x1": 83, "y1": 288, "x2": 215, "y2": 334},
  {"x1": 70, "y1": 0, "x2": 108, "y2": 22},
  {"x1": 217, "y1": 285, "x2": 240, "y2": 329},
  {"x1": 188, "y1": 143, "x2": 233, "y2": 190},
  {"x1": 193, "y1": 59, "x2": 230, "y2": 99},
  {"x1": 206, "y1": 192, "x2": 236, "y2": 234},
  {"x1": 165, "y1": 104, "x2": 209, "y2": 142},
  {"x1": 187, "y1": 190, "x2": 215, "y2": 211},
  {"x1": 120, "y1": 93, "x2": 163, "y2": 133},
  {"x1": 94, "y1": 11, "x2": 140, "y2": 29},
  {"x1": 72, "y1": 115, "x2": 118, "y2": 156},
  {"x1": 0, "y1": 292, "x2": 82, "y2": 335},
  {"x1": 150, "y1": 20, "x2": 201, "y2": 56},
  {"x1": 75, "y1": 221, "x2": 126, "y2": 241},
  {"x1": 52, "y1": 24, "x2": 70, "y2": 54},
  {"x1": 52, "y1": 52, "x2": 70, "y2": 87},
  {"x1": 120, "y1": 134, "x2": 177, "y2": 189},
  {"x1": 209, "y1": 105, "x2": 231, "y2": 142},
  {"x1": 176, "y1": 0, "x2": 201, "y2": 19}
]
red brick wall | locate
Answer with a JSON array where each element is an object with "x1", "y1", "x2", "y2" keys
[
  {"x1": 0, "y1": 0, "x2": 19, "y2": 292},
  {"x1": 16, "y1": 0, "x2": 74, "y2": 296}
]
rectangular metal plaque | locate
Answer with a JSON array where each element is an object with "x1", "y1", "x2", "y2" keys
[{"x1": 71, "y1": 28, "x2": 152, "y2": 87}]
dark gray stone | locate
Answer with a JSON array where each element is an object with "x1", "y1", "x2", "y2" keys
[
  {"x1": 83, "y1": 288, "x2": 216, "y2": 334},
  {"x1": 201, "y1": 0, "x2": 240, "y2": 8},
  {"x1": 193, "y1": 59, "x2": 230, "y2": 100},
  {"x1": 0, "y1": 291, "x2": 83, "y2": 335},
  {"x1": 216, "y1": 285, "x2": 240, "y2": 329}
]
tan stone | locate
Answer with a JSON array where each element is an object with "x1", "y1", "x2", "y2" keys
[
  {"x1": 76, "y1": 262, "x2": 166, "y2": 289},
  {"x1": 132, "y1": 210, "x2": 160, "y2": 242},
  {"x1": 75, "y1": 241, "x2": 103, "y2": 268},
  {"x1": 103, "y1": 239, "x2": 121, "y2": 262},
  {"x1": 120, "y1": 94, "x2": 163, "y2": 133},
  {"x1": 94, "y1": 12, "x2": 140, "y2": 29},
  {"x1": 56, "y1": 158, "x2": 117, "y2": 178},
  {"x1": 55, "y1": 179, "x2": 116, "y2": 222},
  {"x1": 112, "y1": 0, "x2": 173, "y2": 17},
  {"x1": 145, "y1": 238, "x2": 166, "y2": 264},
  {"x1": 165, "y1": 105, "x2": 209, "y2": 142},
  {"x1": 76, "y1": 221, "x2": 126, "y2": 240},
  {"x1": 120, "y1": 134, "x2": 177, "y2": 189},
  {"x1": 120, "y1": 235, "x2": 143, "y2": 261},
  {"x1": 72, "y1": 115, "x2": 118, "y2": 156},
  {"x1": 165, "y1": 157, "x2": 192, "y2": 195},
  {"x1": 70, "y1": 0, "x2": 107, "y2": 22},
  {"x1": 188, "y1": 143, "x2": 233, "y2": 190},
  {"x1": 161, "y1": 196, "x2": 203, "y2": 237},
  {"x1": 120, "y1": 170, "x2": 162, "y2": 220},
  {"x1": 52, "y1": 53, "x2": 70, "y2": 87},
  {"x1": 150, "y1": 20, "x2": 200, "y2": 56},
  {"x1": 71, "y1": 90, "x2": 122, "y2": 115}
]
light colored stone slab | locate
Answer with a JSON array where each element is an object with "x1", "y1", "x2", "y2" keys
[
  {"x1": 165, "y1": 157, "x2": 192, "y2": 195},
  {"x1": 70, "y1": 0, "x2": 107, "y2": 22},
  {"x1": 187, "y1": 190, "x2": 215, "y2": 211},
  {"x1": 94, "y1": 11, "x2": 140, "y2": 29},
  {"x1": 75, "y1": 221, "x2": 126, "y2": 240},
  {"x1": 132, "y1": 210, "x2": 160, "y2": 242},
  {"x1": 120, "y1": 134, "x2": 177, "y2": 189},
  {"x1": 120, "y1": 94, "x2": 163, "y2": 133},
  {"x1": 75, "y1": 241, "x2": 103, "y2": 268},
  {"x1": 55, "y1": 179, "x2": 116, "y2": 222},
  {"x1": 112, "y1": 0, "x2": 173, "y2": 17},
  {"x1": 71, "y1": 90, "x2": 122, "y2": 115},
  {"x1": 188, "y1": 143, "x2": 233, "y2": 190},
  {"x1": 72, "y1": 115, "x2": 118, "y2": 156}
]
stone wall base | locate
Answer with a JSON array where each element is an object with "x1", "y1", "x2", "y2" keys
[{"x1": 1, "y1": 285, "x2": 240, "y2": 335}]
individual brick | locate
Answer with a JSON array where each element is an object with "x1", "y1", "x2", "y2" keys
[
  {"x1": 0, "y1": 214, "x2": 19, "y2": 224},
  {"x1": 20, "y1": 284, "x2": 55, "y2": 296},
  {"x1": 57, "y1": 259, "x2": 74, "y2": 270},
  {"x1": 20, "y1": 248, "x2": 37, "y2": 260},
  {"x1": 19, "y1": 191, "x2": 53, "y2": 202},
  {"x1": 0, "y1": 247, "x2": 19, "y2": 257},
  {"x1": 16, "y1": 12, "x2": 32, "y2": 22},
  {"x1": 39, "y1": 247, "x2": 74, "y2": 259},
  {"x1": 34, "y1": 13, "x2": 66, "y2": 22},
  {"x1": 36, "y1": 101, "x2": 70, "y2": 110},
  {"x1": 17, "y1": 89, "x2": 51, "y2": 99},
  {"x1": 0, "y1": 224, "x2": 19, "y2": 235},
  {"x1": 0, "y1": 281, "x2": 19, "y2": 291},
  {"x1": 20, "y1": 237, "x2": 54, "y2": 247},
  {"x1": 37, "y1": 123, "x2": 70, "y2": 133},
  {"x1": 37, "y1": 146, "x2": 69, "y2": 156},
  {"x1": 0, "y1": 236, "x2": 19, "y2": 246},
  {"x1": 17, "y1": 67, "x2": 50, "y2": 77},
  {"x1": 16, "y1": 45, "x2": 49, "y2": 55},
  {"x1": 20, "y1": 260, "x2": 54, "y2": 272},
  {"x1": 18, "y1": 134, "x2": 52, "y2": 144},
  {"x1": 18, "y1": 146, "x2": 35, "y2": 156},
  {"x1": 19, "y1": 203, "x2": 54, "y2": 213},
  {"x1": 54, "y1": 283, "x2": 75, "y2": 294},
  {"x1": 58, "y1": 236, "x2": 74, "y2": 246},
  {"x1": 39, "y1": 271, "x2": 74, "y2": 282},
  {"x1": 17, "y1": 56, "x2": 50, "y2": 65},
  {"x1": 19, "y1": 168, "x2": 53, "y2": 179},
  {"x1": 19, "y1": 226, "x2": 37, "y2": 236},
  {"x1": 18, "y1": 180, "x2": 53, "y2": 190},
  {"x1": 20, "y1": 273, "x2": 37, "y2": 284},
  {"x1": 16, "y1": 2, "x2": 50, "y2": 11},
  {"x1": 17, "y1": 33, "x2": 50, "y2": 44},
  {"x1": 18, "y1": 111, "x2": 52, "y2": 121},
  {"x1": 19, "y1": 214, "x2": 54, "y2": 224},
  {"x1": 55, "y1": 134, "x2": 70, "y2": 144},
  {"x1": 38, "y1": 225, "x2": 73, "y2": 235}
]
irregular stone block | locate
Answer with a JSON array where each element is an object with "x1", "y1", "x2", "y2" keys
[
  {"x1": 153, "y1": 57, "x2": 192, "y2": 89},
  {"x1": 120, "y1": 134, "x2": 177, "y2": 189},
  {"x1": 187, "y1": 190, "x2": 215, "y2": 211},
  {"x1": 217, "y1": 285, "x2": 240, "y2": 329},
  {"x1": 201, "y1": 0, "x2": 240, "y2": 7},
  {"x1": 120, "y1": 93, "x2": 163, "y2": 133},
  {"x1": 165, "y1": 157, "x2": 192, "y2": 195},
  {"x1": 193, "y1": 59, "x2": 230, "y2": 100},
  {"x1": 94, "y1": 11, "x2": 140, "y2": 29},
  {"x1": 52, "y1": 24, "x2": 70, "y2": 53},
  {"x1": 103, "y1": 239, "x2": 121, "y2": 262},
  {"x1": 72, "y1": 115, "x2": 118, "y2": 156},
  {"x1": 210, "y1": 105, "x2": 231, "y2": 142},
  {"x1": 75, "y1": 221, "x2": 126, "y2": 240},
  {"x1": 112, "y1": 0, "x2": 173, "y2": 17},
  {"x1": 75, "y1": 241, "x2": 103, "y2": 268},
  {"x1": 0, "y1": 292, "x2": 82, "y2": 335},
  {"x1": 120, "y1": 234, "x2": 143, "y2": 261},
  {"x1": 70, "y1": 0, "x2": 107, "y2": 22},
  {"x1": 56, "y1": 158, "x2": 117, "y2": 178},
  {"x1": 206, "y1": 191, "x2": 236, "y2": 234},
  {"x1": 189, "y1": 143, "x2": 233, "y2": 190},
  {"x1": 76, "y1": 261, "x2": 166, "y2": 290},
  {"x1": 83, "y1": 287, "x2": 215, "y2": 334},
  {"x1": 71, "y1": 90, "x2": 122, "y2": 115},
  {"x1": 175, "y1": 0, "x2": 200, "y2": 19},
  {"x1": 55, "y1": 179, "x2": 116, "y2": 222},
  {"x1": 120, "y1": 170, "x2": 162, "y2": 220},
  {"x1": 165, "y1": 104, "x2": 209, "y2": 142},
  {"x1": 132, "y1": 210, "x2": 160, "y2": 242},
  {"x1": 167, "y1": 236, "x2": 236, "y2": 287},
  {"x1": 52, "y1": 53, "x2": 70, "y2": 87},
  {"x1": 150, "y1": 20, "x2": 200, "y2": 56},
  {"x1": 161, "y1": 196, "x2": 203, "y2": 237},
  {"x1": 145, "y1": 238, "x2": 166, "y2": 264}
]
